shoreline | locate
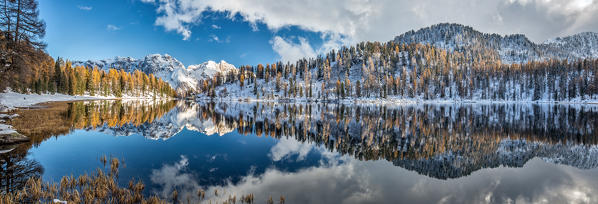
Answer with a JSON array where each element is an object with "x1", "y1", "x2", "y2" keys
[
  {"x1": 0, "y1": 92, "x2": 174, "y2": 146},
  {"x1": 193, "y1": 97, "x2": 598, "y2": 105}
]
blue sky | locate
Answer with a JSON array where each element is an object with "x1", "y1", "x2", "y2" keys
[
  {"x1": 39, "y1": 0, "x2": 327, "y2": 66},
  {"x1": 39, "y1": 0, "x2": 598, "y2": 66}
]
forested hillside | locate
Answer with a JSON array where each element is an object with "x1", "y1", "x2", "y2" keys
[
  {"x1": 195, "y1": 40, "x2": 597, "y2": 102},
  {"x1": 0, "y1": 0, "x2": 176, "y2": 98}
]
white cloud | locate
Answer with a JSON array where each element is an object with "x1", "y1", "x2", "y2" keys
[
  {"x1": 106, "y1": 24, "x2": 121, "y2": 31},
  {"x1": 211, "y1": 24, "x2": 221, "y2": 29},
  {"x1": 158, "y1": 156, "x2": 598, "y2": 204},
  {"x1": 270, "y1": 36, "x2": 316, "y2": 63},
  {"x1": 208, "y1": 34, "x2": 230, "y2": 43},
  {"x1": 150, "y1": 155, "x2": 202, "y2": 201},
  {"x1": 77, "y1": 5, "x2": 92, "y2": 11},
  {"x1": 141, "y1": 0, "x2": 598, "y2": 59},
  {"x1": 269, "y1": 137, "x2": 315, "y2": 161}
]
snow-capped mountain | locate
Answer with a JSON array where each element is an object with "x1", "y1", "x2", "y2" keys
[
  {"x1": 541, "y1": 32, "x2": 598, "y2": 60},
  {"x1": 73, "y1": 54, "x2": 238, "y2": 94},
  {"x1": 99, "y1": 101, "x2": 237, "y2": 140},
  {"x1": 394, "y1": 23, "x2": 598, "y2": 64}
]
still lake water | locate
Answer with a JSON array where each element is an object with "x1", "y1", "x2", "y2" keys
[{"x1": 3, "y1": 100, "x2": 598, "y2": 203}]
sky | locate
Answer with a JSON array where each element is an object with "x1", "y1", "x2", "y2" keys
[{"x1": 39, "y1": 0, "x2": 598, "y2": 66}]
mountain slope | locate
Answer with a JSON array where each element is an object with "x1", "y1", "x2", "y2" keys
[
  {"x1": 74, "y1": 54, "x2": 237, "y2": 95},
  {"x1": 394, "y1": 23, "x2": 598, "y2": 64}
]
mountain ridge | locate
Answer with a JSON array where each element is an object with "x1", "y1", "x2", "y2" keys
[
  {"x1": 73, "y1": 54, "x2": 238, "y2": 95},
  {"x1": 75, "y1": 23, "x2": 598, "y2": 96},
  {"x1": 394, "y1": 23, "x2": 598, "y2": 64}
]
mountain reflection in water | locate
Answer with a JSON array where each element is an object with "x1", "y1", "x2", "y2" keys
[{"x1": 2, "y1": 100, "x2": 598, "y2": 203}]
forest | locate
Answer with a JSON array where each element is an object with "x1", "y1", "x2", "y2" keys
[
  {"x1": 200, "y1": 41, "x2": 598, "y2": 102},
  {"x1": 0, "y1": 0, "x2": 176, "y2": 98}
]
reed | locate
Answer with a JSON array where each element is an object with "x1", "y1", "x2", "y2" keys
[
  {"x1": 279, "y1": 196, "x2": 285, "y2": 204},
  {"x1": 267, "y1": 196, "x2": 273, "y2": 204},
  {"x1": 0, "y1": 156, "x2": 168, "y2": 204},
  {"x1": 0, "y1": 155, "x2": 272, "y2": 204}
]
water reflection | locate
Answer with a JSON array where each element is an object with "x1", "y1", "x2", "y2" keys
[
  {"x1": 179, "y1": 102, "x2": 598, "y2": 178},
  {"x1": 0, "y1": 100, "x2": 175, "y2": 195},
  {"x1": 2, "y1": 100, "x2": 598, "y2": 203},
  {"x1": 0, "y1": 146, "x2": 43, "y2": 194}
]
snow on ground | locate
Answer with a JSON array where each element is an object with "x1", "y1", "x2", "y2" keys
[
  {"x1": 0, "y1": 123, "x2": 16, "y2": 134},
  {"x1": 0, "y1": 90, "x2": 174, "y2": 112},
  {"x1": 0, "y1": 91, "x2": 111, "y2": 111}
]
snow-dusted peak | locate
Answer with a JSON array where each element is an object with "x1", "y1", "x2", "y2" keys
[
  {"x1": 541, "y1": 32, "x2": 598, "y2": 59},
  {"x1": 394, "y1": 23, "x2": 598, "y2": 64},
  {"x1": 141, "y1": 54, "x2": 185, "y2": 73},
  {"x1": 187, "y1": 60, "x2": 238, "y2": 79},
  {"x1": 73, "y1": 54, "x2": 238, "y2": 95}
]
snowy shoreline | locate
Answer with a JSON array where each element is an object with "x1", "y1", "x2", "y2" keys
[
  {"x1": 194, "y1": 97, "x2": 598, "y2": 105},
  {"x1": 0, "y1": 91, "x2": 174, "y2": 145},
  {"x1": 0, "y1": 91, "x2": 174, "y2": 112}
]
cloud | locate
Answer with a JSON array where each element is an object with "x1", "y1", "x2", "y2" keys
[
  {"x1": 270, "y1": 36, "x2": 316, "y2": 63},
  {"x1": 269, "y1": 137, "x2": 315, "y2": 161},
  {"x1": 142, "y1": 0, "x2": 598, "y2": 43},
  {"x1": 77, "y1": 5, "x2": 92, "y2": 11},
  {"x1": 150, "y1": 155, "x2": 202, "y2": 201},
  {"x1": 211, "y1": 24, "x2": 221, "y2": 29},
  {"x1": 153, "y1": 153, "x2": 598, "y2": 204},
  {"x1": 141, "y1": 0, "x2": 598, "y2": 62},
  {"x1": 106, "y1": 24, "x2": 121, "y2": 31},
  {"x1": 208, "y1": 34, "x2": 230, "y2": 43}
]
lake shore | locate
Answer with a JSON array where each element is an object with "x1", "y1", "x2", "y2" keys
[
  {"x1": 194, "y1": 96, "x2": 598, "y2": 105},
  {"x1": 0, "y1": 91, "x2": 174, "y2": 145}
]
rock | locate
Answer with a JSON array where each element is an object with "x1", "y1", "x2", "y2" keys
[
  {"x1": 0, "y1": 113, "x2": 18, "y2": 120},
  {"x1": 0, "y1": 132, "x2": 29, "y2": 144},
  {"x1": 0, "y1": 144, "x2": 18, "y2": 154}
]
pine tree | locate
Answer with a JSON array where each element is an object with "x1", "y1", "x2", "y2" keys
[{"x1": 356, "y1": 80, "x2": 361, "y2": 97}]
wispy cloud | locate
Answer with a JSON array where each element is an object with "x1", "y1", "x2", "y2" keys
[
  {"x1": 77, "y1": 5, "x2": 92, "y2": 11},
  {"x1": 208, "y1": 34, "x2": 230, "y2": 43},
  {"x1": 106, "y1": 24, "x2": 121, "y2": 31},
  {"x1": 211, "y1": 24, "x2": 222, "y2": 29}
]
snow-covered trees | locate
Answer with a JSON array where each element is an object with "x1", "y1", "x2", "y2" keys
[{"x1": 214, "y1": 37, "x2": 597, "y2": 102}]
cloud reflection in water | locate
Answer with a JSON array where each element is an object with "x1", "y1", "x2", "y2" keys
[{"x1": 149, "y1": 137, "x2": 598, "y2": 204}]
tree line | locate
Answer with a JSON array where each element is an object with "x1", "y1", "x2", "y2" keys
[
  {"x1": 0, "y1": 0, "x2": 176, "y2": 98},
  {"x1": 49, "y1": 58, "x2": 176, "y2": 98},
  {"x1": 198, "y1": 39, "x2": 598, "y2": 101}
]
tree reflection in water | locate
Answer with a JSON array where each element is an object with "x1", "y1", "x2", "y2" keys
[
  {"x1": 1, "y1": 100, "x2": 598, "y2": 203},
  {"x1": 1, "y1": 100, "x2": 175, "y2": 196}
]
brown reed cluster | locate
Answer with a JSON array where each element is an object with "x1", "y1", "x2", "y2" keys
[
  {"x1": 0, "y1": 155, "x2": 279, "y2": 204},
  {"x1": 0, "y1": 156, "x2": 167, "y2": 204}
]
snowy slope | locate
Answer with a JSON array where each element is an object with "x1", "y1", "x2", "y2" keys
[
  {"x1": 541, "y1": 32, "x2": 598, "y2": 60},
  {"x1": 394, "y1": 23, "x2": 598, "y2": 64},
  {"x1": 74, "y1": 54, "x2": 238, "y2": 95}
]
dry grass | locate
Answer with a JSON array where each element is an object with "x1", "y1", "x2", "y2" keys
[
  {"x1": 240, "y1": 193, "x2": 254, "y2": 204},
  {"x1": 0, "y1": 157, "x2": 168, "y2": 204}
]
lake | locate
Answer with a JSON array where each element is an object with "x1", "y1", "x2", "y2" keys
[{"x1": 2, "y1": 100, "x2": 598, "y2": 203}]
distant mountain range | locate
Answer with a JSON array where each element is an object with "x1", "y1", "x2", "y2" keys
[
  {"x1": 73, "y1": 54, "x2": 237, "y2": 95},
  {"x1": 394, "y1": 23, "x2": 598, "y2": 64},
  {"x1": 75, "y1": 23, "x2": 598, "y2": 95}
]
